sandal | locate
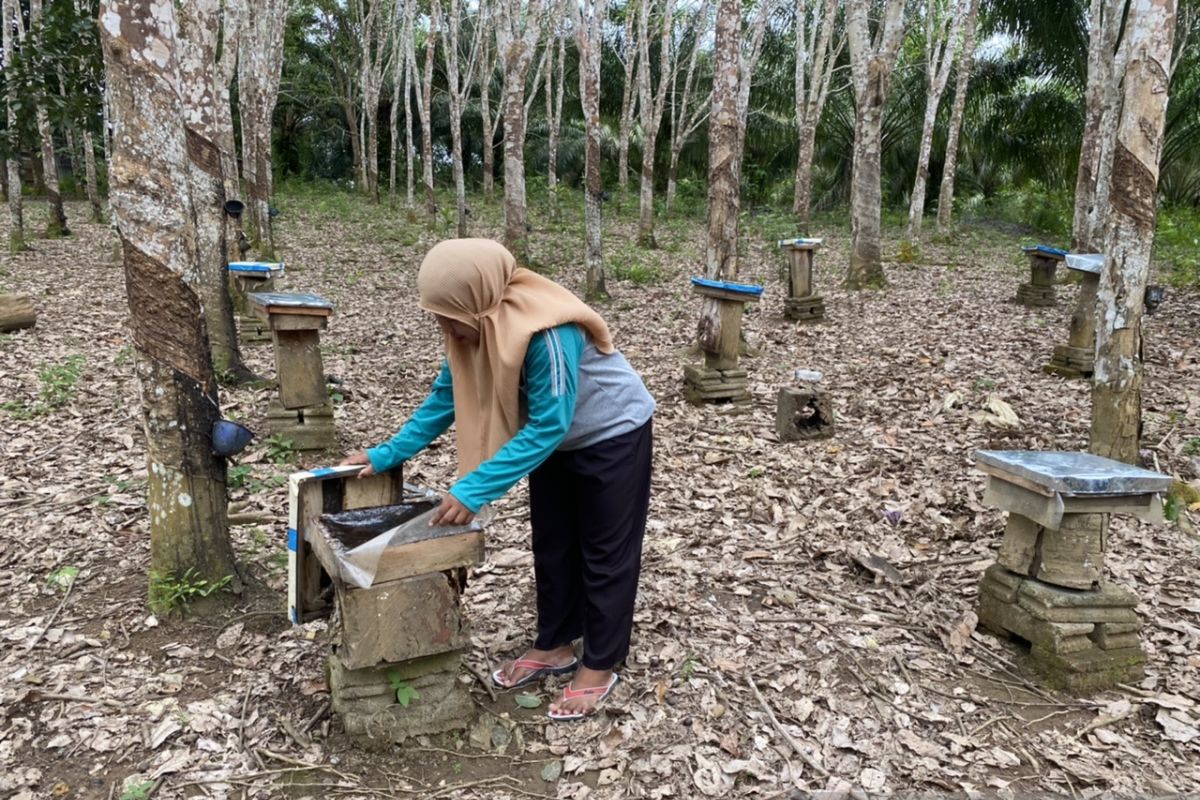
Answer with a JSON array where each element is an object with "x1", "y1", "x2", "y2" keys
[
  {"x1": 491, "y1": 656, "x2": 579, "y2": 690},
  {"x1": 547, "y1": 672, "x2": 620, "y2": 721}
]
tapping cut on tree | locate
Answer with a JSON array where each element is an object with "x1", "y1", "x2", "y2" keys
[{"x1": 100, "y1": 0, "x2": 241, "y2": 609}]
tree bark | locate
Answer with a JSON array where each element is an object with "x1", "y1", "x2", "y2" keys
[
  {"x1": 1073, "y1": 0, "x2": 1132, "y2": 253},
  {"x1": 1089, "y1": 0, "x2": 1177, "y2": 463},
  {"x1": 178, "y1": 0, "x2": 253, "y2": 384},
  {"x1": 793, "y1": 0, "x2": 840, "y2": 225},
  {"x1": 0, "y1": 293, "x2": 36, "y2": 331},
  {"x1": 403, "y1": 2, "x2": 417, "y2": 207},
  {"x1": 421, "y1": 6, "x2": 438, "y2": 216},
  {"x1": 2, "y1": 0, "x2": 26, "y2": 252},
  {"x1": 495, "y1": 0, "x2": 545, "y2": 266},
  {"x1": 99, "y1": 0, "x2": 241, "y2": 602},
  {"x1": 696, "y1": 0, "x2": 742, "y2": 355},
  {"x1": 636, "y1": 0, "x2": 677, "y2": 248},
  {"x1": 356, "y1": 0, "x2": 392, "y2": 204},
  {"x1": 30, "y1": 0, "x2": 70, "y2": 238},
  {"x1": 935, "y1": 0, "x2": 980, "y2": 235},
  {"x1": 443, "y1": 0, "x2": 485, "y2": 236},
  {"x1": 546, "y1": 18, "x2": 566, "y2": 214},
  {"x1": 479, "y1": 33, "x2": 499, "y2": 195},
  {"x1": 238, "y1": 0, "x2": 288, "y2": 258},
  {"x1": 389, "y1": 0, "x2": 403, "y2": 201},
  {"x1": 845, "y1": 0, "x2": 907, "y2": 290},
  {"x1": 665, "y1": 2, "x2": 711, "y2": 213},
  {"x1": 572, "y1": 0, "x2": 609, "y2": 299},
  {"x1": 906, "y1": 0, "x2": 961, "y2": 239},
  {"x1": 617, "y1": 3, "x2": 640, "y2": 191}
]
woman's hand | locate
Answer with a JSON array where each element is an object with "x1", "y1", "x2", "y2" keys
[
  {"x1": 430, "y1": 492, "x2": 474, "y2": 527},
  {"x1": 338, "y1": 450, "x2": 376, "y2": 478}
]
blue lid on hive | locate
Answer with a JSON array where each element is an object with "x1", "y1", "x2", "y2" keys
[
  {"x1": 975, "y1": 450, "x2": 1171, "y2": 495},
  {"x1": 690, "y1": 277, "x2": 765, "y2": 297},
  {"x1": 229, "y1": 261, "x2": 285, "y2": 276},
  {"x1": 1021, "y1": 244, "x2": 1069, "y2": 258}
]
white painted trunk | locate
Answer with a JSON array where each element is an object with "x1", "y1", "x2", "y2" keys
[{"x1": 577, "y1": 0, "x2": 608, "y2": 298}]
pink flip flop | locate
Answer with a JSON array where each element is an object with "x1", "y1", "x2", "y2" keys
[
  {"x1": 547, "y1": 672, "x2": 620, "y2": 721},
  {"x1": 491, "y1": 656, "x2": 579, "y2": 690}
]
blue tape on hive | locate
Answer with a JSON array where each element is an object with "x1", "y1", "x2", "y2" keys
[
  {"x1": 228, "y1": 261, "x2": 285, "y2": 276},
  {"x1": 690, "y1": 277, "x2": 765, "y2": 297},
  {"x1": 289, "y1": 607, "x2": 299, "y2": 624},
  {"x1": 1021, "y1": 245, "x2": 1069, "y2": 258},
  {"x1": 287, "y1": 528, "x2": 299, "y2": 551},
  {"x1": 310, "y1": 467, "x2": 336, "y2": 477}
]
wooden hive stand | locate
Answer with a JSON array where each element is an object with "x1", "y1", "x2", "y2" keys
[
  {"x1": 1044, "y1": 253, "x2": 1102, "y2": 379},
  {"x1": 777, "y1": 238, "x2": 825, "y2": 323},
  {"x1": 286, "y1": 466, "x2": 483, "y2": 743},
  {"x1": 228, "y1": 261, "x2": 284, "y2": 344},
  {"x1": 250, "y1": 291, "x2": 337, "y2": 451},
  {"x1": 1016, "y1": 245, "x2": 1066, "y2": 307},
  {"x1": 974, "y1": 450, "x2": 1171, "y2": 692},
  {"x1": 685, "y1": 277, "x2": 763, "y2": 405}
]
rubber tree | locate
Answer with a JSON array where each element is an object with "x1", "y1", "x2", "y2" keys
[
  {"x1": 99, "y1": 0, "x2": 242, "y2": 606},
  {"x1": 635, "y1": 0, "x2": 677, "y2": 248},
  {"x1": 442, "y1": 0, "x2": 486, "y2": 235},
  {"x1": 1089, "y1": 0, "x2": 1177, "y2": 463},
  {"x1": 238, "y1": 0, "x2": 288, "y2": 257},
  {"x1": 29, "y1": 0, "x2": 70, "y2": 237},
  {"x1": 571, "y1": 0, "x2": 610, "y2": 300},
  {"x1": 844, "y1": 0, "x2": 907, "y2": 290},
  {"x1": 905, "y1": 0, "x2": 962, "y2": 240},
  {"x1": 495, "y1": 0, "x2": 546, "y2": 265},
  {"x1": 177, "y1": 0, "x2": 254, "y2": 384},
  {"x1": 2, "y1": 0, "x2": 26, "y2": 252},
  {"x1": 793, "y1": 0, "x2": 842, "y2": 226},
  {"x1": 935, "y1": 0, "x2": 980, "y2": 235}
]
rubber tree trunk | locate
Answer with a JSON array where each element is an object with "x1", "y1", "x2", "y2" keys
[
  {"x1": 31, "y1": 0, "x2": 69, "y2": 238},
  {"x1": 178, "y1": 0, "x2": 253, "y2": 384},
  {"x1": 421, "y1": 13, "x2": 438, "y2": 217},
  {"x1": 1089, "y1": 0, "x2": 1177, "y2": 464},
  {"x1": 82, "y1": 130, "x2": 103, "y2": 222},
  {"x1": 238, "y1": 0, "x2": 287, "y2": 258},
  {"x1": 575, "y1": 0, "x2": 609, "y2": 300},
  {"x1": 635, "y1": 0, "x2": 674, "y2": 249},
  {"x1": 935, "y1": 0, "x2": 979, "y2": 235},
  {"x1": 906, "y1": 2, "x2": 959, "y2": 240},
  {"x1": 496, "y1": 0, "x2": 544, "y2": 266},
  {"x1": 697, "y1": 0, "x2": 742, "y2": 350},
  {"x1": 99, "y1": 0, "x2": 241, "y2": 603},
  {"x1": 616, "y1": 5, "x2": 638, "y2": 192},
  {"x1": 2, "y1": 0, "x2": 26, "y2": 252},
  {"x1": 845, "y1": 0, "x2": 906, "y2": 290}
]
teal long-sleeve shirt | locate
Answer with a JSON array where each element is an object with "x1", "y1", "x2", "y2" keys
[{"x1": 366, "y1": 324, "x2": 584, "y2": 512}]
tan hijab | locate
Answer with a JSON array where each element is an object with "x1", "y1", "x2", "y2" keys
[{"x1": 417, "y1": 239, "x2": 614, "y2": 475}]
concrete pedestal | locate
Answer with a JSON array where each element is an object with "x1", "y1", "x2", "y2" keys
[
  {"x1": 685, "y1": 278, "x2": 763, "y2": 406},
  {"x1": 778, "y1": 238, "x2": 825, "y2": 323},
  {"x1": 775, "y1": 385, "x2": 834, "y2": 441},
  {"x1": 1045, "y1": 254, "x2": 1102, "y2": 379},
  {"x1": 1017, "y1": 246, "x2": 1066, "y2": 307},
  {"x1": 973, "y1": 450, "x2": 1170, "y2": 692}
]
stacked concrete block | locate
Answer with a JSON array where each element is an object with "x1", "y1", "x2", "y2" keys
[
  {"x1": 778, "y1": 238, "x2": 826, "y2": 323},
  {"x1": 227, "y1": 261, "x2": 284, "y2": 344},
  {"x1": 305, "y1": 497, "x2": 485, "y2": 743},
  {"x1": 974, "y1": 450, "x2": 1171, "y2": 691},
  {"x1": 250, "y1": 291, "x2": 337, "y2": 450},
  {"x1": 1016, "y1": 245, "x2": 1065, "y2": 307},
  {"x1": 685, "y1": 278, "x2": 764, "y2": 406},
  {"x1": 1044, "y1": 253, "x2": 1103, "y2": 379}
]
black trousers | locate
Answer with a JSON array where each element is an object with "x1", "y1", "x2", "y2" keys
[{"x1": 529, "y1": 418, "x2": 653, "y2": 670}]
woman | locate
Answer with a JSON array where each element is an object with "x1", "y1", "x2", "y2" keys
[{"x1": 341, "y1": 239, "x2": 655, "y2": 721}]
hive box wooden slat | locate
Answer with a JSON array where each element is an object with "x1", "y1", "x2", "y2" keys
[
  {"x1": 286, "y1": 465, "x2": 406, "y2": 624},
  {"x1": 333, "y1": 570, "x2": 471, "y2": 669}
]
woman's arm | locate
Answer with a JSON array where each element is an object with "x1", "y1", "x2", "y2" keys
[
  {"x1": 363, "y1": 362, "x2": 456, "y2": 474},
  {"x1": 449, "y1": 325, "x2": 584, "y2": 513}
]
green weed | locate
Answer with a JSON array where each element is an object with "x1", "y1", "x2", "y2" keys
[
  {"x1": 148, "y1": 568, "x2": 233, "y2": 616},
  {"x1": 897, "y1": 239, "x2": 921, "y2": 264},
  {"x1": 679, "y1": 653, "x2": 699, "y2": 681},
  {"x1": 1182, "y1": 437, "x2": 1200, "y2": 456},
  {"x1": 120, "y1": 782, "x2": 156, "y2": 800},
  {"x1": 386, "y1": 670, "x2": 420, "y2": 707},
  {"x1": 228, "y1": 464, "x2": 253, "y2": 489},
  {"x1": 265, "y1": 435, "x2": 296, "y2": 465},
  {"x1": 2, "y1": 355, "x2": 86, "y2": 418}
]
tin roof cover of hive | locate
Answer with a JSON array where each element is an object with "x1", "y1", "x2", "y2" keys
[
  {"x1": 228, "y1": 261, "x2": 286, "y2": 276},
  {"x1": 248, "y1": 291, "x2": 335, "y2": 311},
  {"x1": 777, "y1": 237, "x2": 823, "y2": 249},
  {"x1": 975, "y1": 450, "x2": 1171, "y2": 495},
  {"x1": 1065, "y1": 253, "x2": 1104, "y2": 274}
]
